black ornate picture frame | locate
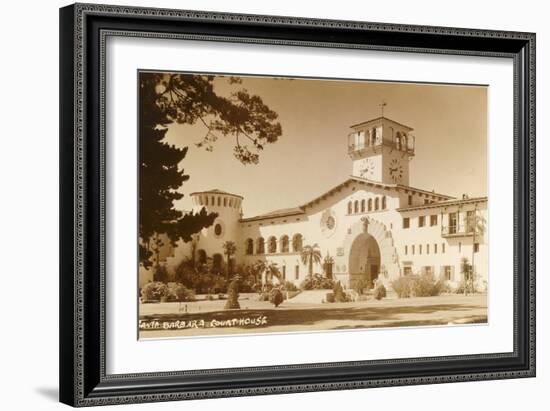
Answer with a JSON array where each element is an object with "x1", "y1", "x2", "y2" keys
[{"x1": 59, "y1": 3, "x2": 535, "y2": 407}]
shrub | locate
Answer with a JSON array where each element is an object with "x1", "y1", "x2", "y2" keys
[
  {"x1": 270, "y1": 288, "x2": 284, "y2": 307},
  {"x1": 300, "y1": 274, "x2": 335, "y2": 290},
  {"x1": 283, "y1": 281, "x2": 298, "y2": 292},
  {"x1": 391, "y1": 276, "x2": 414, "y2": 298},
  {"x1": 332, "y1": 281, "x2": 348, "y2": 302},
  {"x1": 141, "y1": 281, "x2": 168, "y2": 301},
  {"x1": 454, "y1": 280, "x2": 476, "y2": 295},
  {"x1": 224, "y1": 279, "x2": 240, "y2": 309},
  {"x1": 353, "y1": 278, "x2": 368, "y2": 295},
  {"x1": 153, "y1": 264, "x2": 170, "y2": 283},
  {"x1": 166, "y1": 282, "x2": 196, "y2": 302},
  {"x1": 373, "y1": 283, "x2": 387, "y2": 300},
  {"x1": 412, "y1": 273, "x2": 446, "y2": 297}
]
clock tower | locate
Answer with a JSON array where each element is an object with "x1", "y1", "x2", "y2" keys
[{"x1": 348, "y1": 116, "x2": 415, "y2": 185}]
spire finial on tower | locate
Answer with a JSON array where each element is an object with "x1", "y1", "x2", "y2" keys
[{"x1": 379, "y1": 101, "x2": 387, "y2": 117}]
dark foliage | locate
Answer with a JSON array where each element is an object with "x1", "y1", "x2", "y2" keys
[
  {"x1": 224, "y1": 279, "x2": 241, "y2": 309},
  {"x1": 139, "y1": 73, "x2": 282, "y2": 267},
  {"x1": 270, "y1": 288, "x2": 284, "y2": 307}
]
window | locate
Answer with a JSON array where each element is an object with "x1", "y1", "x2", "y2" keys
[
  {"x1": 211, "y1": 196, "x2": 215, "y2": 205},
  {"x1": 412, "y1": 245, "x2": 415, "y2": 255},
  {"x1": 442, "y1": 243, "x2": 446, "y2": 253},
  {"x1": 403, "y1": 217, "x2": 410, "y2": 229},
  {"x1": 268, "y1": 236, "x2": 277, "y2": 254},
  {"x1": 443, "y1": 265, "x2": 453, "y2": 281},
  {"x1": 368, "y1": 198, "x2": 373, "y2": 211},
  {"x1": 257, "y1": 237, "x2": 265, "y2": 254},
  {"x1": 419, "y1": 244, "x2": 422, "y2": 255},
  {"x1": 197, "y1": 249, "x2": 207, "y2": 265},
  {"x1": 418, "y1": 216, "x2": 425, "y2": 227},
  {"x1": 292, "y1": 234, "x2": 303, "y2": 252},
  {"x1": 229, "y1": 198, "x2": 233, "y2": 207},
  {"x1": 424, "y1": 199, "x2": 430, "y2": 205},
  {"x1": 295, "y1": 265, "x2": 300, "y2": 280},
  {"x1": 426, "y1": 244, "x2": 430, "y2": 254},
  {"x1": 403, "y1": 266, "x2": 413, "y2": 276},
  {"x1": 217, "y1": 197, "x2": 221, "y2": 206},
  {"x1": 382, "y1": 196, "x2": 387, "y2": 209},
  {"x1": 205, "y1": 196, "x2": 209, "y2": 206},
  {"x1": 282, "y1": 266, "x2": 286, "y2": 280},
  {"x1": 212, "y1": 254, "x2": 223, "y2": 273},
  {"x1": 374, "y1": 197, "x2": 379, "y2": 210},
  {"x1": 214, "y1": 223, "x2": 223, "y2": 237},
  {"x1": 245, "y1": 238, "x2": 254, "y2": 255},
  {"x1": 408, "y1": 195, "x2": 413, "y2": 205},
  {"x1": 459, "y1": 242, "x2": 462, "y2": 252},
  {"x1": 404, "y1": 245, "x2": 408, "y2": 255},
  {"x1": 474, "y1": 243, "x2": 480, "y2": 253},
  {"x1": 466, "y1": 210, "x2": 475, "y2": 233},
  {"x1": 430, "y1": 215, "x2": 438, "y2": 226},
  {"x1": 354, "y1": 200, "x2": 359, "y2": 213},
  {"x1": 434, "y1": 243, "x2": 438, "y2": 254},
  {"x1": 223, "y1": 197, "x2": 227, "y2": 207},
  {"x1": 423, "y1": 266, "x2": 433, "y2": 276},
  {"x1": 347, "y1": 201, "x2": 352, "y2": 214},
  {"x1": 361, "y1": 199, "x2": 365, "y2": 212},
  {"x1": 448, "y1": 212, "x2": 457, "y2": 234},
  {"x1": 280, "y1": 235, "x2": 289, "y2": 253}
]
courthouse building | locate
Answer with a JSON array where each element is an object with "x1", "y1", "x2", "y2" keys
[{"x1": 141, "y1": 116, "x2": 487, "y2": 291}]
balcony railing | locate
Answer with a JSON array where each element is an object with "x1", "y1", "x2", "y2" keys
[
  {"x1": 441, "y1": 224, "x2": 476, "y2": 237},
  {"x1": 347, "y1": 132, "x2": 415, "y2": 156}
]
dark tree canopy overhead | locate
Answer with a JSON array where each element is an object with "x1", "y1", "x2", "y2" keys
[
  {"x1": 155, "y1": 73, "x2": 282, "y2": 164},
  {"x1": 139, "y1": 72, "x2": 282, "y2": 267}
]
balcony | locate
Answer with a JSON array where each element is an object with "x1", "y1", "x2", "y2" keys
[
  {"x1": 441, "y1": 224, "x2": 476, "y2": 238},
  {"x1": 347, "y1": 132, "x2": 415, "y2": 157}
]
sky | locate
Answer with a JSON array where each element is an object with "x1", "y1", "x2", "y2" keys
[{"x1": 161, "y1": 75, "x2": 487, "y2": 218}]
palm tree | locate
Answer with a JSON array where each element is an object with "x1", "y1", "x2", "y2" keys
[
  {"x1": 222, "y1": 241, "x2": 237, "y2": 281},
  {"x1": 301, "y1": 243, "x2": 322, "y2": 277},
  {"x1": 254, "y1": 260, "x2": 279, "y2": 285}
]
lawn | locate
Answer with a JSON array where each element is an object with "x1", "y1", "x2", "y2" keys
[{"x1": 139, "y1": 293, "x2": 487, "y2": 338}]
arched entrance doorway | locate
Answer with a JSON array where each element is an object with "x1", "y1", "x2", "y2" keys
[{"x1": 348, "y1": 233, "x2": 381, "y2": 289}]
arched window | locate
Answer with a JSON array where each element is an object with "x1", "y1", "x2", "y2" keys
[
  {"x1": 256, "y1": 237, "x2": 265, "y2": 254},
  {"x1": 292, "y1": 234, "x2": 303, "y2": 253},
  {"x1": 347, "y1": 201, "x2": 352, "y2": 214},
  {"x1": 361, "y1": 199, "x2": 365, "y2": 213},
  {"x1": 382, "y1": 196, "x2": 387, "y2": 209},
  {"x1": 223, "y1": 197, "x2": 227, "y2": 207},
  {"x1": 268, "y1": 236, "x2": 277, "y2": 254},
  {"x1": 205, "y1": 196, "x2": 209, "y2": 206},
  {"x1": 368, "y1": 198, "x2": 373, "y2": 212},
  {"x1": 374, "y1": 197, "x2": 380, "y2": 210},
  {"x1": 229, "y1": 198, "x2": 233, "y2": 207},
  {"x1": 197, "y1": 249, "x2": 207, "y2": 265},
  {"x1": 217, "y1": 197, "x2": 221, "y2": 206},
  {"x1": 354, "y1": 200, "x2": 359, "y2": 213},
  {"x1": 211, "y1": 196, "x2": 215, "y2": 205},
  {"x1": 212, "y1": 254, "x2": 223, "y2": 273},
  {"x1": 396, "y1": 132, "x2": 402, "y2": 150},
  {"x1": 280, "y1": 235, "x2": 289, "y2": 253},
  {"x1": 245, "y1": 238, "x2": 254, "y2": 255}
]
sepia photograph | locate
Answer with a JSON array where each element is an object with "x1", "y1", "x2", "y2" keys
[{"x1": 138, "y1": 72, "x2": 488, "y2": 339}]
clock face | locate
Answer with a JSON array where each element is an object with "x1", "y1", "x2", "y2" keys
[
  {"x1": 388, "y1": 158, "x2": 404, "y2": 183},
  {"x1": 359, "y1": 158, "x2": 375, "y2": 179}
]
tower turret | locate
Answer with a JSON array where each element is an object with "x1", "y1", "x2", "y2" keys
[{"x1": 348, "y1": 116, "x2": 415, "y2": 185}]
